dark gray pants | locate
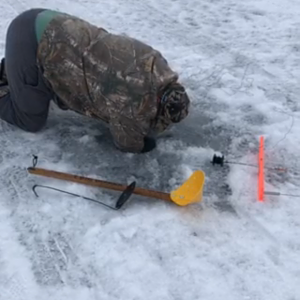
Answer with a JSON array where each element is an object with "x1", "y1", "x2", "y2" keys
[{"x1": 0, "y1": 8, "x2": 54, "y2": 132}]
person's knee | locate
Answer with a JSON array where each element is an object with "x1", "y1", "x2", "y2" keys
[
  {"x1": 22, "y1": 117, "x2": 47, "y2": 133},
  {"x1": 25, "y1": 124, "x2": 44, "y2": 133}
]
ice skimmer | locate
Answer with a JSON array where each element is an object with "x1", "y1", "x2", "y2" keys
[{"x1": 27, "y1": 156, "x2": 206, "y2": 209}]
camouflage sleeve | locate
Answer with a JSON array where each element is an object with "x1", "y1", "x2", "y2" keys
[
  {"x1": 107, "y1": 49, "x2": 176, "y2": 153},
  {"x1": 109, "y1": 114, "x2": 150, "y2": 153}
]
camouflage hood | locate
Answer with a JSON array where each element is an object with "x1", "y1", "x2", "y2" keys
[{"x1": 37, "y1": 12, "x2": 190, "y2": 152}]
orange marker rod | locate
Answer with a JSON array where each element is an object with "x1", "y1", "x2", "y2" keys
[{"x1": 258, "y1": 136, "x2": 265, "y2": 201}]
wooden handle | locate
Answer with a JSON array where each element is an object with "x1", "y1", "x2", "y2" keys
[{"x1": 27, "y1": 167, "x2": 171, "y2": 202}]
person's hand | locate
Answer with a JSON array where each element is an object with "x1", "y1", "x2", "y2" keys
[{"x1": 141, "y1": 136, "x2": 156, "y2": 153}]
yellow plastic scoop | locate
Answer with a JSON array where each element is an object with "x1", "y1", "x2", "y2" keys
[{"x1": 170, "y1": 170, "x2": 205, "y2": 206}]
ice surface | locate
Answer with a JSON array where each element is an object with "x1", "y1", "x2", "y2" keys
[{"x1": 1, "y1": 0, "x2": 300, "y2": 299}]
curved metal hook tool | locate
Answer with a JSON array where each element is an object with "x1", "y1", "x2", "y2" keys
[{"x1": 32, "y1": 181, "x2": 136, "y2": 210}]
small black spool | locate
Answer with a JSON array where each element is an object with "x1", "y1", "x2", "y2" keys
[{"x1": 211, "y1": 154, "x2": 225, "y2": 166}]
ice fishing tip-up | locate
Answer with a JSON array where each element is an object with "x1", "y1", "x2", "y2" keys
[{"x1": 211, "y1": 136, "x2": 299, "y2": 201}]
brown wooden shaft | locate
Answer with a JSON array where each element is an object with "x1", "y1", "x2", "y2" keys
[{"x1": 27, "y1": 167, "x2": 172, "y2": 201}]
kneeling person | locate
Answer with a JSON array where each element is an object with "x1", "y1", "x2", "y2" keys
[{"x1": 0, "y1": 8, "x2": 190, "y2": 153}]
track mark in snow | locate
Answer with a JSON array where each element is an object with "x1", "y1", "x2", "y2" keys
[{"x1": 0, "y1": 205, "x2": 39, "y2": 300}]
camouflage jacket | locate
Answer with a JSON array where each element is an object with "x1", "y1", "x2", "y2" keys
[{"x1": 37, "y1": 12, "x2": 179, "y2": 153}]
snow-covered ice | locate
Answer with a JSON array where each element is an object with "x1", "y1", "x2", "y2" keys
[{"x1": 1, "y1": 0, "x2": 300, "y2": 299}]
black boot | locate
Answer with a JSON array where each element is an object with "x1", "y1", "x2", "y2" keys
[{"x1": 0, "y1": 58, "x2": 8, "y2": 86}]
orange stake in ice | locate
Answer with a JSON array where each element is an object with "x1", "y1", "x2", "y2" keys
[{"x1": 258, "y1": 136, "x2": 265, "y2": 201}]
